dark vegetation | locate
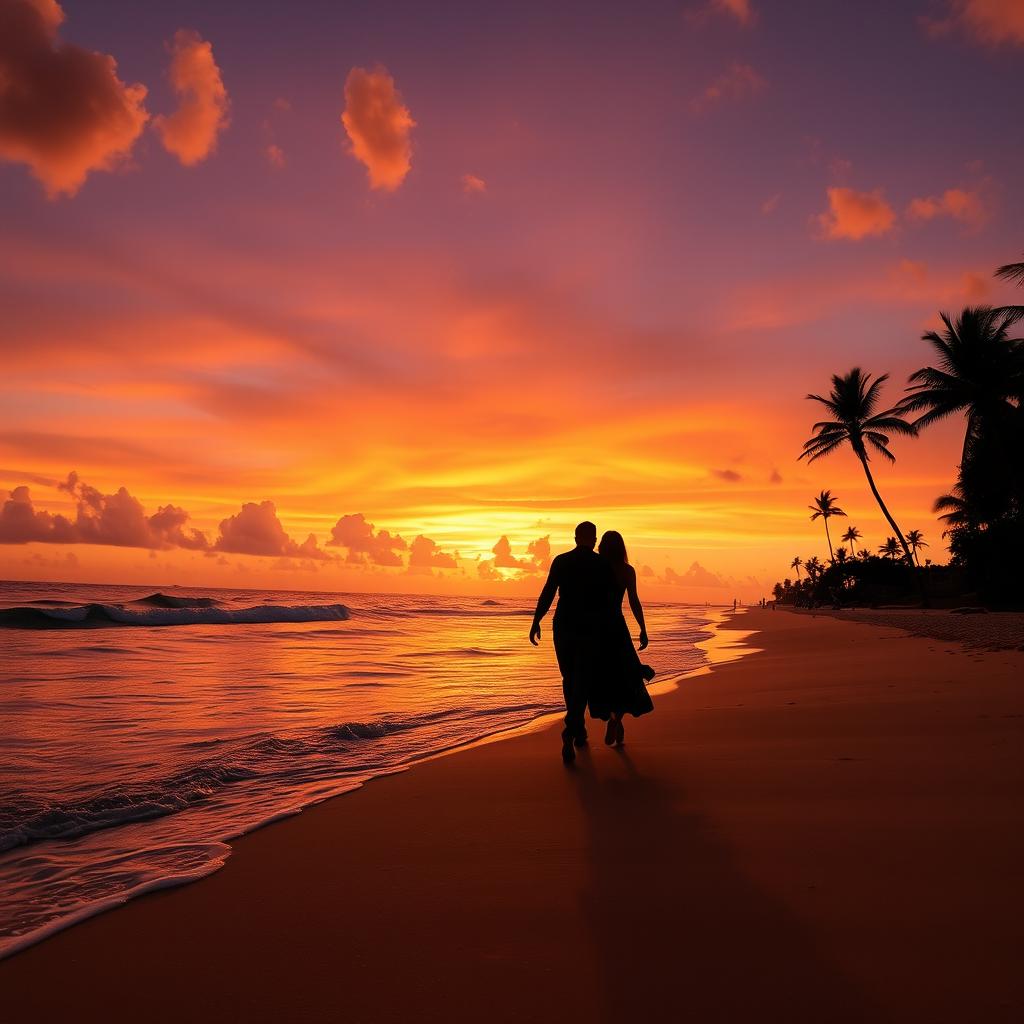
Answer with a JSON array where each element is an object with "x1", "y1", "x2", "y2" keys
[{"x1": 774, "y1": 253, "x2": 1023, "y2": 608}]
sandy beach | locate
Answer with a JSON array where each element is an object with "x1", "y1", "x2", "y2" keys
[{"x1": 3, "y1": 608, "x2": 1022, "y2": 1023}]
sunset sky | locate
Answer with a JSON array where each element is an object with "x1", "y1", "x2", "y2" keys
[{"x1": 1, "y1": 0, "x2": 1022, "y2": 600}]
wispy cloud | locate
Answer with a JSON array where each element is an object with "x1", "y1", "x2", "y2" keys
[
  {"x1": 924, "y1": 0, "x2": 1024, "y2": 47},
  {"x1": 690, "y1": 62, "x2": 766, "y2": 113}
]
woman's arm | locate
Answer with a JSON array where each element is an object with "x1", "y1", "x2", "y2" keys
[{"x1": 625, "y1": 566, "x2": 649, "y2": 650}]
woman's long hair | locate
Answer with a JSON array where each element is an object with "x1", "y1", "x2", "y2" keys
[{"x1": 598, "y1": 530, "x2": 628, "y2": 564}]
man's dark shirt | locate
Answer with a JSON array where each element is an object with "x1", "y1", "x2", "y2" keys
[{"x1": 547, "y1": 548, "x2": 616, "y2": 627}]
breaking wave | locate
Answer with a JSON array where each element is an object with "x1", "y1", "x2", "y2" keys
[{"x1": 0, "y1": 599, "x2": 350, "y2": 629}]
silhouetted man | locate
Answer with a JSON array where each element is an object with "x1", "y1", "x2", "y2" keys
[{"x1": 530, "y1": 521, "x2": 615, "y2": 763}]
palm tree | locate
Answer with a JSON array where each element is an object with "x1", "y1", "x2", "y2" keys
[
  {"x1": 996, "y1": 254, "x2": 1024, "y2": 287},
  {"x1": 790, "y1": 556, "x2": 803, "y2": 580},
  {"x1": 835, "y1": 546, "x2": 848, "y2": 564},
  {"x1": 857, "y1": 548, "x2": 871, "y2": 561},
  {"x1": 905, "y1": 529, "x2": 929, "y2": 567},
  {"x1": 879, "y1": 537, "x2": 901, "y2": 560},
  {"x1": 900, "y1": 307, "x2": 1024, "y2": 464},
  {"x1": 800, "y1": 368, "x2": 918, "y2": 568},
  {"x1": 808, "y1": 489, "x2": 847, "y2": 563},
  {"x1": 841, "y1": 525, "x2": 862, "y2": 553},
  {"x1": 933, "y1": 484, "x2": 971, "y2": 535},
  {"x1": 805, "y1": 556, "x2": 822, "y2": 582}
]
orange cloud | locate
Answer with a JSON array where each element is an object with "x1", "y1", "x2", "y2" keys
[
  {"x1": 690, "y1": 62, "x2": 766, "y2": 113},
  {"x1": 906, "y1": 187, "x2": 988, "y2": 228},
  {"x1": 328, "y1": 513, "x2": 406, "y2": 566},
  {"x1": 817, "y1": 187, "x2": 896, "y2": 240},
  {"x1": 461, "y1": 173, "x2": 486, "y2": 194},
  {"x1": 154, "y1": 30, "x2": 230, "y2": 166},
  {"x1": 215, "y1": 500, "x2": 328, "y2": 560},
  {"x1": 408, "y1": 535, "x2": 458, "y2": 571},
  {"x1": 927, "y1": 1, "x2": 1024, "y2": 46},
  {"x1": 526, "y1": 535, "x2": 552, "y2": 570},
  {"x1": 0, "y1": 0, "x2": 149, "y2": 196},
  {"x1": 266, "y1": 143, "x2": 285, "y2": 168},
  {"x1": 711, "y1": 0, "x2": 755, "y2": 26},
  {"x1": 664, "y1": 561, "x2": 727, "y2": 587},
  {"x1": 0, "y1": 472, "x2": 207, "y2": 548},
  {"x1": 341, "y1": 66, "x2": 414, "y2": 191}
]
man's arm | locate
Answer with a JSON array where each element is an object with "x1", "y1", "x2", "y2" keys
[{"x1": 530, "y1": 561, "x2": 559, "y2": 645}]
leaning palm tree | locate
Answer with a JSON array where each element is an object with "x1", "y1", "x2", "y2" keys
[
  {"x1": 841, "y1": 525, "x2": 862, "y2": 553},
  {"x1": 900, "y1": 307, "x2": 1024, "y2": 464},
  {"x1": 905, "y1": 529, "x2": 929, "y2": 567},
  {"x1": 800, "y1": 368, "x2": 918, "y2": 568},
  {"x1": 790, "y1": 556, "x2": 803, "y2": 580},
  {"x1": 808, "y1": 489, "x2": 846, "y2": 563},
  {"x1": 879, "y1": 537, "x2": 901, "y2": 560}
]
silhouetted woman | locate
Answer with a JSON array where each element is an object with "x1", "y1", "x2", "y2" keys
[{"x1": 590, "y1": 530, "x2": 655, "y2": 745}]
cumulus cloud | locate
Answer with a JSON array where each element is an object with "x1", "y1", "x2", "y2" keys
[
  {"x1": 461, "y1": 173, "x2": 486, "y2": 194},
  {"x1": 0, "y1": 0, "x2": 149, "y2": 196},
  {"x1": 492, "y1": 535, "x2": 528, "y2": 570},
  {"x1": 488, "y1": 535, "x2": 551, "y2": 573},
  {"x1": 215, "y1": 499, "x2": 329, "y2": 559},
  {"x1": 906, "y1": 187, "x2": 988, "y2": 228},
  {"x1": 154, "y1": 30, "x2": 230, "y2": 166},
  {"x1": 341, "y1": 66, "x2": 414, "y2": 191},
  {"x1": 0, "y1": 472, "x2": 208, "y2": 549},
  {"x1": 712, "y1": 468, "x2": 743, "y2": 482},
  {"x1": 769, "y1": 468, "x2": 783, "y2": 484},
  {"x1": 408, "y1": 535, "x2": 458, "y2": 571},
  {"x1": 664, "y1": 561, "x2": 727, "y2": 587},
  {"x1": 690, "y1": 62, "x2": 765, "y2": 113},
  {"x1": 0, "y1": 485, "x2": 76, "y2": 543},
  {"x1": 925, "y1": 0, "x2": 1024, "y2": 46},
  {"x1": 817, "y1": 187, "x2": 896, "y2": 240},
  {"x1": 477, "y1": 559, "x2": 500, "y2": 581},
  {"x1": 639, "y1": 564, "x2": 655, "y2": 578},
  {"x1": 328, "y1": 512, "x2": 406, "y2": 566},
  {"x1": 526, "y1": 535, "x2": 552, "y2": 570}
]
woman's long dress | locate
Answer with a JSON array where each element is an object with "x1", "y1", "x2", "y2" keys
[{"x1": 587, "y1": 585, "x2": 654, "y2": 721}]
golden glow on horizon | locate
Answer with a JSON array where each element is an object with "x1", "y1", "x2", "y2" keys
[{"x1": 1, "y1": 1, "x2": 1020, "y2": 598}]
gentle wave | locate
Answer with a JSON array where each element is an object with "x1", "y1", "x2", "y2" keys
[
  {"x1": 0, "y1": 703, "x2": 553, "y2": 854},
  {"x1": 0, "y1": 602, "x2": 350, "y2": 629}
]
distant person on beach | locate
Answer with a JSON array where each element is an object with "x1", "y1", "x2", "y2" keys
[
  {"x1": 587, "y1": 530, "x2": 655, "y2": 746},
  {"x1": 530, "y1": 521, "x2": 616, "y2": 762}
]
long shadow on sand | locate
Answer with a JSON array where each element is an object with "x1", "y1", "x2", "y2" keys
[{"x1": 570, "y1": 745, "x2": 873, "y2": 1022}]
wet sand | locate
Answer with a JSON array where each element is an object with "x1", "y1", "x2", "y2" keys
[{"x1": 2, "y1": 609, "x2": 1022, "y2": 1022}]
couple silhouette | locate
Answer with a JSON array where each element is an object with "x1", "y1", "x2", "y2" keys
[{"x1": 530, "y1": 521, "x2": 655, "y2": 762}]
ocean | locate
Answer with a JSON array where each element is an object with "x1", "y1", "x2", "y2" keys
[{"x1": 0, "y1": 580, "x2": 715, "y2": 958}]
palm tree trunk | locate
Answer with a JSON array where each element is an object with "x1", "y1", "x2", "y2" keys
[
  {"x1": 858, "y1": 455, "x2": 928, "y2": 605},
  {"x1": 824, "y1": 519, "x2": 835, "y2": 563},
  {"x1": 857, "y1": 456, "x2": 911, "y2": 562}
]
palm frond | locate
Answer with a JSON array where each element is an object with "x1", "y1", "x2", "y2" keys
[{"x1": 995, "y1": 257, "x2": 1024, "y2": 286}]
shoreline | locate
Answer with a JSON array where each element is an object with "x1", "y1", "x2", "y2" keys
[
  {"x1": 0, "y1": 606, "x2": 728, "y2": 963},
  {"x1": 3, "y1": 608, "x2": 1022, "y2": 1021}
]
